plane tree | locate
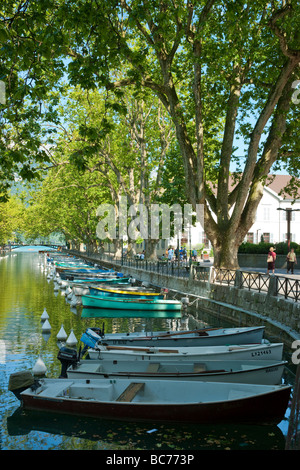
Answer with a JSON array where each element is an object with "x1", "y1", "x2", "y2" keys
[
  {"x1": 65, "y1": 86, "x2": 175, "y2": 258},
  {"x1": 1, "y1": 0, "x2": 300, "y2": 268},
  {"x1": 0, "y1": 194, "x2": 25, "y2": 245},
  {"x1": 59, "y1": 0, "x2": 300, "y2": 268},
  {"x1": 23, "y1": 149, "x2": 112, "y2": 253}
]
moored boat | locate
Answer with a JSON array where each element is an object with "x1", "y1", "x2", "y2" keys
[
  {"x1": 63, "y1": 356, "x2": 287, "y2": 385},
  {"x1": 87, "y1": 326, "x2": 265, "y2": 347},
  {"x1": 9, "y1": 374, "x2": 291, "y2": 425},
  {"x1": 87, "y1": 342, "x2": 284, "y2": 362},
  {"x1": 89, "y1": 285, "x2": 164, "y2": 299},
  {"x1": 81, "y1": 295, "x2": 182, "y2": 311},
  {"x1": 60, "y1": 278, "x2": 131, "y2": 286},
  {"x1": 59, "y1": 272, "x2": 123, "y2": 281}
]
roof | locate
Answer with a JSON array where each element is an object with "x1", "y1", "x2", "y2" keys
[
  {"x1": 210, "y1": 174, "x2": 300, "y2": 200},
  {"x1": 265, "y1": 175, "x2": 300, "y2": 200}
]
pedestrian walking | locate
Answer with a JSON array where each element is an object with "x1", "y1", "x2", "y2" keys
[
  {"x1": 287, "y1": 248, "x2": 297, "y2": 274},
  {"x1": 168, "y1": 247, "x2": 173, "y2": 261},
  {"x1": 267, "y1": 246, "x2": 276, "y2": 275}
]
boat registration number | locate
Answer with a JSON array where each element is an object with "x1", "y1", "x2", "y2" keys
[{"x1": 251, "y1": 349, "x2": 272, "y2": 357}]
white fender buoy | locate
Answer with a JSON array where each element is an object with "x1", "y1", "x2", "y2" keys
[
  {"x1": 41, "y1": 331, "x2": 51, "y2": 344},
  {"x1": 57, "y1": 324, "x2": 68, "y2": 342},
  {"x1": 67, "y1": 290, "x2": 73, "y2": 300},
  {"x1": 32, "y1": 357, "x2": 47, "y2": 376},
  {"x1": 66, "y1": 288, "x2": 73, "y2": 299},
  {"x1": 41, "y1": 308, "x2": 49, "y2": 321},
  {"x1": 42, "y1": 319, "x2": 51, "y2": 332},
  {"x1": 70, "y1": 294, "x2": 81, "y2": 307},
  {"x1": 66, "y1": 329, "x2": 77, "y2": 347}
]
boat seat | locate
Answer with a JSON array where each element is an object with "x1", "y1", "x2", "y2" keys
[
  {"x1": 116, "y1": 382, "x2": 145, "y2": 402},
  {"x1": 146, "y1": 363, "x2": 160, "y2": 373},
  {"x1": 76, "y1": 363, "x2": 102, "y2": 373},
  {"x1": 38, "y1": 381, "x2": 73, "y2": 397},
  {"x1": 193, "y1": 363, "x2": 207, "y2": 373}
]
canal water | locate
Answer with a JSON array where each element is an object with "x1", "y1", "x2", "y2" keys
[{"x1": 0, "y1": 250, "x2": 295, "y2": 451}]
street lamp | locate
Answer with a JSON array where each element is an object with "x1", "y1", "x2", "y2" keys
[{"x1": 277, "y1": 207, "x2": 300, "y2": 250}]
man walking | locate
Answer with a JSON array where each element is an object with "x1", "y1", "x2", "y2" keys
[{"x1": 287, "y1": 248, "x2": 297, "y2": 275}]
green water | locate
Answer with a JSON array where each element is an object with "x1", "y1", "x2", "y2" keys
[{"x1": 0, "y1": 251, "x2": 293, "y2": 451}]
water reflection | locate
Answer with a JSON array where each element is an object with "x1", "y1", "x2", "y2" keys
[
  {"x1": 0, "y1": 252, "x2": 295, "y2": 450},
  {"x1": 7, "y1": 406, "x2": 286, "y2": 451},
  {"x1": 81, "y1": 307, "x2": 183, "y2": 319}
]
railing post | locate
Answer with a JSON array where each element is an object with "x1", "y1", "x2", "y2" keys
[
  {"x1": 234, "y1": 270, "x2": 242, "y2": 289},
  {"x1": 267, "y1": 275, "x2": 278, "y2": 297},
  {"x1": 209, "y1": 266, "x2": 215, "y2": 284},
  {"x1": 189, "y1": 263, "x2": 195, "y2": 280}
]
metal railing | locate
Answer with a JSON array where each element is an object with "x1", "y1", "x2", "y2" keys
[
  {"x1": 210, "y1": 268, "x2": 236, "y2": 286},
  {"x1": 69, "y1": 250, "x2": 300, "y2": 302},
  {"x1": 121, "y1": 258, "x2": 190, "y2": 279},
  {"x1": 241, "y1": 271, "x2": 270, "y2": 293},
  {"x1": 277, "y1": 276, "x2": 300, "y2": 302}
]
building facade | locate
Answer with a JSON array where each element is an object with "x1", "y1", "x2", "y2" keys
[{"x1": 180, "y1": 174, "x2": 300, "y2": 251}]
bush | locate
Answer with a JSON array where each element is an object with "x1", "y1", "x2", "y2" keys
[
  {"x1": 238, "y1": 242, "x2": 271, "y2": 254},
  {"x1": 273, "y1": 241, "x2": 299, "y2": 254},
  {"x1": 238, "y1": 241, "x2": 300, "y2": 255}
]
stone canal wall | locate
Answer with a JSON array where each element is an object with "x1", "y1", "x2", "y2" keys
[{"x1": 71, "y1": 252, "x2": 300, "y2": 345}]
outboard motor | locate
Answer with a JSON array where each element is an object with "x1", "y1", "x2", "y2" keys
[
  {"x1": 8, "y1": 371, "x2": 37, "y2": 401},
  {"x1": 57, "y1": 346, "x2": 79, "y2": 378}
]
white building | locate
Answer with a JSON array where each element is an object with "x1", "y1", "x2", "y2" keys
[
  {"x1": 246, "y1": 175, "x2": 300, "y2": 245},
  {"x1": 184, "y1": 174, "x2": 300, "y2": 249}
]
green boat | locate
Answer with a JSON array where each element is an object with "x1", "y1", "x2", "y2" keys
[
  {"x1": 81, "y1": 308, "x2": 182, "y2": 319},
  {"x1": 81, "y1": 294, "x2": 182, "y2": 311}
]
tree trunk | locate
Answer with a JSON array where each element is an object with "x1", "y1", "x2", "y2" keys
[
  {"x1": 211, "y1": 235, "x2": 241, "y2": 270},
  {"x1": 145, "y1": 239, "x2": 158, "y2": 260},
  {"x1": 113, "y1": 239, "x2": 122, "y2": 259},
  {"x1": 127, "y1": 241, "x2": 137, "y2": 258}
]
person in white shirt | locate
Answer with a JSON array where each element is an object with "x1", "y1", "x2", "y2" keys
[{"x1": 287, "y1": 248, "x2": 297, "y2": 274}]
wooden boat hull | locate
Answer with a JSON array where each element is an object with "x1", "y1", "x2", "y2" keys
[
  {"x1": 98, "y1": 326, "x2": 265, "y2": 347},
  {"x1": 18, "y1": 378, "x2": 291, "y2": 425},
  {"x1": 81, "y1": 295, "x2": 182, "y2": 311},
  {"x1": 88, "y1": 342, "x2": 284, "y2": 362},
  {"x1": 66, "y1": 359, "x2": 287, "y2": 385}
]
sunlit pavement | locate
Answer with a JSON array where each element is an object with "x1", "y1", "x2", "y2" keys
[{"x1": 244, "y1": 267, "x2": 300, "y2": 278}]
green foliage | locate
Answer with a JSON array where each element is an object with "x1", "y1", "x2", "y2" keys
[
  {"x1": 1, "y1": 1, "x2": 300, "y2": 266},
  {"x1": 238, "y1": 241, "x2": 300, "y2": 255},
  {"x1": 0, "y1": 195, "x2": 26, "y2": 245}
]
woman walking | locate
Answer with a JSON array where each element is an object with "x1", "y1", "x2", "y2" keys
[{"x1": 267, "y1": 247, "x2": 276, "y2": 275}]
